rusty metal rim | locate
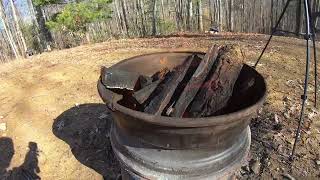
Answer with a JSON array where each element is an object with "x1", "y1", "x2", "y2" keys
[
  {"x1": 111, "y1": 127, "x2": 251, "y2": 179},
  {"x1": 99, "y1": 51, "x2": 266, "y2": 128},
  {"x1": 112, "y1": 96, "x2": 265, "y2": 127}
]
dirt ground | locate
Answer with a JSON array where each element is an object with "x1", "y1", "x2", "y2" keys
[{"x1": 0, "y1": 33, "x2": 320, "y2": 179}]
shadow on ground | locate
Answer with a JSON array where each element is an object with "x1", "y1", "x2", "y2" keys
[
  {"x1": 0, "y1": 137, "x2": 40, "y2": 180},
  {"x1": 52, "y1": 103, "x2": 120, "y2": 179}
]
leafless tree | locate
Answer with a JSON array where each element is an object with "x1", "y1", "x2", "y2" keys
[{"x1": 0, "y1": 0, "x2": 19, "y2": 59}]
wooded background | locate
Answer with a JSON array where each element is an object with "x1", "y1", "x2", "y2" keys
[{"x1": 1, "y1": 0, "x2": 320, "y2": 62}]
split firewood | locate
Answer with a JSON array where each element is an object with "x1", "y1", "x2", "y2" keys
[
  {"x1": 188, "y1": 45, "x2": 244, "y2": 117},
  {"x1": 170, "y1": 45, "x2": 221, "y2": 117},
  {"x1": 219, "y1": 65, "x2": 256, "y2": 114},
  {"x1": 163, "y1": 55, "x2": 202, "y2": 116},
  {"x1": 132, "y1": 80, "x2": 161, "y2": 104},
  {"x1": 139, "y1": 75, "x2": 153, "y2": 89},
  {"x1": 143, "y1": 55, "x2": 198, "y2": 115}
]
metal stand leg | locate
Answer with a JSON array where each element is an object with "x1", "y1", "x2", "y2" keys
[
  {"x1": 254, "y1": 0, "x2": 317, "y2": 161},
  {"x1": 306, "y1": 0, "x2": 318, "y2": 107},
  {"x1": 254, "y1": 0, "x2": 292, "y2": 68},
  {"x1": 290, "y1": 0, "x2": 312, "y2": 160},
  {"x1": 312, "y1": 34, "x2": 318, "y2": 108},
  {"x1": 310, "y1": 13, "x2": 318, "y2": 107}
]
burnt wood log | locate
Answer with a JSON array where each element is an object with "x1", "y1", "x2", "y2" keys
[
  {"x1": 218, "y1": 65, "x2": 256, "y2": 115},
  {"x1": 139, "y1": 75, "x2": 153, "y2": 89},
  {"x1": 164, "y1": 55, "x2": 202, "y2": 116},
  {"x1": 143, "y1": 55, "x2": 197, "y2": 115},
  {"x1": 188, "y1": 45, "x2": 244, "y2": 117},
  {"x1": 171, "y1": 45, "x2": 221, "y2": 117},
  {"x1": 133, "y1": 79, "x2": 161, "y2": 104}
]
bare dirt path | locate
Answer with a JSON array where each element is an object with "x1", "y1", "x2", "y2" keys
[{"x1": 0, "y1": 34, "x2": 320, "y2": 179}]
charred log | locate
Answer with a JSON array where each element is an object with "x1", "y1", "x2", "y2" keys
[
  {"x1": 171, "y1": 45, "x2": 220, "y2": 117},
  {"x1": 188, "y1": 45, "x2": 244, "y2": 117},
  {"x1": 143, "y1": 55, "x2": 197, "y2": 115}
]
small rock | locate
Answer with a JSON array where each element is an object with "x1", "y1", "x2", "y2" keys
[
  {"x1": 274, "y1": 114, "x2": 279, "y2": 124},
  {"x1": 306, "y1": 99, "x2": 310, "y2": 106},
  {"x1": 316, "y1": 160, "x2": 320, "y2": 165},
  {"x1": 0, "y1": 116, "x2": 3, "y2": 119},
  {"x1": 283, "y1": 96, "x2": 292, "y2": 102},
  {"x1": 284, "y1": 112, "x2": 290, "y2": 119},
  {"x1": 75, "y1": 103, "x2": 80, "y2": 107},
  {"x1": 311, "y1": 107, "x2": 319, "y2": 114},
  {"x1": 285, "y1": 80, "x2": 295, "y2": 87},
  {"x1": 286, "y1": 139, "x2": 294, "y2": 145},
  {"x1": 282, "y1": 173, "x2": 296, "y2": 180},
  {"x1": 308, "y1": 111, "x2": 318, "y2": 119},
  {"x1": 250, "y1": 159, "x2": 261, "y2": 174},
  {"x1": 0, "y1": 123, "x2": 6, "y2": 131}
]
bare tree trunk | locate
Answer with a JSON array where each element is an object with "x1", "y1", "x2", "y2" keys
[
  {"x1": 132, "y1": 0, "x2": 139, "y2": 36},
  {"x1": 152, "y1": 0, "x2": 157, "y2": 35},
  {"x1": 137, "y1": 0, "x2": 146, "y2": 36},
  {"x1": 114, "y1": 0, "x2": 124, "y2": 35},
  {"x1": 175, "y1": 0, "x2": 183, "y2": 31},
  {"x1": 198, "y1": 0, "x2": 203, "y2": 32},
  {"x1": 0, "y1": 1, "x2": 19, "y2": 59},
  {"x1": 209, "y1": 0, "x2": 213, "y2": 25},
  {"x1": 34, "y1": 5, "x2": 52, "y2": 52},
  {"x1": 229, "y1": 0, "x2": 233, "y2": 31},
  {"x1": 0, "y1": 30, "x2": 13, "y2": 62},
  {"x1": 295, "y1": 0, "x2": 302, "y2": 35},
  {"x1": 243, "y1": 0, "x2": 246, "y2": 32},
  {"x1": 9, "y1": 0, "x2": 27, "y2": 57},
  {"x1": 161, "y1": 0, "x2": 165, "y2": 20},
  {"x1": 186, "y1": 0, "x2": 193, "y2": 31},
  {"x1": 218, "y1": 0, "x2": 221, "y2": 30},
  {"x1": 315, "y1": 0, "x2": 320, "y2": 28},
  {"x1": 215, "y1": 0, "x2": 219, "y2": 27},
  {"x1": 26, "y1": 0, "x2": 42, "y2": 51},
  {"x1": 120, "y1": 0, "x2": 130, "y2": 36}
]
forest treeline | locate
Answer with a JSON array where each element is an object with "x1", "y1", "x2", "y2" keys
[{"x1": 1, "y1": 0, "x2": 320, "y2": 62}]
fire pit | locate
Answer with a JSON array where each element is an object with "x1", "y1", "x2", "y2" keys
[{"x1": 98, "y1": 52, "x2": 266, "y2": 179}]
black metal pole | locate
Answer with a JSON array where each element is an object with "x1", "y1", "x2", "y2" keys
[
  {"x1": 308, "y1": 2, "x2": 318, "y2": 108},
  {"x1": 291, "y1": 0, "x2": 312, "y2": 160},
  {"x1": 254, "y1": 0, "x2": 292, "y2": 68},
  {"x1": 312, "y1": 34, "x2": 318, "y2": 108}
]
